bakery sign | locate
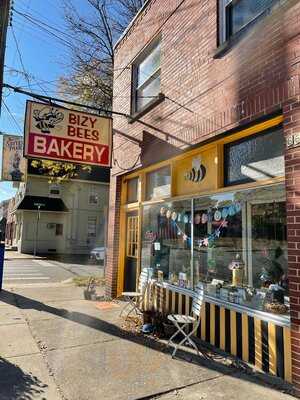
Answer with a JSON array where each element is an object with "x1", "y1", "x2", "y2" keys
[{"x1": 24, "y1": 100, "x2": 112, "y2": 167}]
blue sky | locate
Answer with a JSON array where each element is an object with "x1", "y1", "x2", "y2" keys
[{"x1": 0, "y1": 0, "x2": 88, "y2": 201}]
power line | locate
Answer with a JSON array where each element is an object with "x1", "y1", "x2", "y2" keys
[
  {"x1": 2, "y1": 100, "x2": 23, "y2": 134},
  {"x1": 13, "y1": 8, "x2": 88, "y2": 48},
  {"x1": 10, "y1": 25, "x2": 33, "y2": 92}
]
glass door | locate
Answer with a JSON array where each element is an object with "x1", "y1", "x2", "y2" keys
[{"x1": 124, "y1": 211, "x2": 139, "y2": 292}]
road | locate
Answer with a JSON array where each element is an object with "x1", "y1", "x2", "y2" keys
[{"x1": 2, "y1": 258, "x2": 104, "y2": 285}]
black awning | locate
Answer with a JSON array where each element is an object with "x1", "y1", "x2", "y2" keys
[{"x1": 17, "y1": 196, "x2": 69, "y2": 212}]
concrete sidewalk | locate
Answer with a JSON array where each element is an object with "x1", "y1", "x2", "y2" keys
[
  {"x1": 0, "y1": 284, "x2": 295, "y2": 400},
  {"x1": 4, "y1": 250, "x2": 44, "y2": 260}
]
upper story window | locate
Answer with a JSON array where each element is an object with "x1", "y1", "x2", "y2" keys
[
  {"x1": 49, "y1": 184, "x2": 61, "y2": 198},
  {"x1": 132, "y1": 39, "x2": 161, "y2": 115},
  {"x1": 89, "y1": 186, "x2": 99, "y2": 205},
  {"x1": 218, "y1": 0, "x2": 277, "y2": 44}
]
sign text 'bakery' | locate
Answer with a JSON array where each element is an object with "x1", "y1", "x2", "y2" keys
[{"x1": 24, "y1": 101, "x2": 112, "y2": 167}]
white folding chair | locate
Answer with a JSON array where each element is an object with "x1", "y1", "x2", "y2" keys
[
  {"x1": 120, "y1": 268, "x2": 150, "y2": 319},
  {"x1": 167, "y1": 283, "x2": 204, "y2": 358}
]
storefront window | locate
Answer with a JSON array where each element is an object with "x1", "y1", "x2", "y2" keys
[
  {"x1": 127, "y1": 177, "x2": 139, "y2": 203},
  {"x1": 193, "y1": 191, "x2": 244, "y2": 289},
  {"x1": 145, "y1": 166, "x2": 171, "y2": 201},
  {"x1": 224, "y1": 127, "x2": 284, "y2": 186},
  {"x1": 140, "y1": 183, "x2": 288, "y2": 315},
  {"x1": 141, "y1": 200, "x2": 192, "y2": 288}
]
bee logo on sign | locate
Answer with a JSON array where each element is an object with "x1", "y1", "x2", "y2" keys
[
  {"x1": 24, "y1": 100, "x2": 112, "y2": 167},
  {"x1": 33, "y1": 107, "x2": 64, "y2": 134},
  {"x1": 184, "y1": 157, "x2": 206, "y2": 183}
]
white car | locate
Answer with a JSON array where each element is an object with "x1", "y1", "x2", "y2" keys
[{"x1": 90, "y1": 247, "x2": 106, "y2": 264}]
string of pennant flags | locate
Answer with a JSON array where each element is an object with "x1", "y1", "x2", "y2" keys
[{"x1": 159, "y1": 201, "x2": 242, "y2": 248}]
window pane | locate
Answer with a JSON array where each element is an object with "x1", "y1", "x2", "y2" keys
[
  {"x1": 141, "y1": 200, "x2": 192, "y2": 289},
  {"x1": 136, "y1": 74, "x2": 160, "y2": 111},
  {"x1": 127, "y1": 177, "x2": 139, "y2": 203},
  {"x1": 55, "y1": 224, "x2": 63, "y2": 236},
  {"x1": 88, "y1": 217, "x2": 97, "y2": 237},
  {"x1": 251, "y1": 201, "x2": 287, "y2": 290},
  {"x1": 224, "y1": 128, "x2": 284, "y2": 186},
  {"x1": 193, "y1": 184, "x2": 288, "y2": 315},
  {"x1": 194, "y1": 192, "x2": 244, "y2": 286},
  {"x1": 230, "y1": 0, "x2": 276, "y2": 35},
  {"x1": 138, "y1": 42, "x2": 161, "y2": 87},
  {"x1": 146, "y1": 166, "x2": 171, "y2": 201}
]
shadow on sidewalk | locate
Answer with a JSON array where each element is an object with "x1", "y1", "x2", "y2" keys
[
  {"x1": 0, "y1": 356, "x2": 48, "y2": 400},
  {"x1": 0, "y1": 289, "x2": 292, "y2": 395}
]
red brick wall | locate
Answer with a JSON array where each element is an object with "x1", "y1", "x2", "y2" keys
[
  {"x1": 106, "y1": 0, "x2": 300, "y2": 388},
  {"x1": 284, "y1": 96, "x2": 300, "y2": 395}
]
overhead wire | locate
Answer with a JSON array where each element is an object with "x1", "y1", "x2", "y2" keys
[
  {"x1": 10, "y1": 25, "x2": 34, "y2": 92},
  {"x1": 8, "y1": 2, "x2": 236, "y2": 163},
  {"x1": 2, "y1": 99, "x2": 23, "y2": 134}
]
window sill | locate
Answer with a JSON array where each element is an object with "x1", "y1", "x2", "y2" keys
[
  {"x1": 155, "y1": 281, "x2": 290, "y2": 327},
  {"x1": 128, "y1": 93, "x2": 165, "y2": 124}
]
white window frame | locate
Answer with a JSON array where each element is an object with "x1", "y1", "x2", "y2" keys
[
  {"x1": 89, "y1": 186, "x2": 99, "y2": 205},
  {"x1": 87, "y1": 217, "x2": 97, "y2": 238},
  {"x1": 132, "y1": 39, "x2": 161, "y2": 114}
]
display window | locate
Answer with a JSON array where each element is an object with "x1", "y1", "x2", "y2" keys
[
  {"x1": 140, "y1": 183, "x2": 288, "y2": 315},
  {"x1": 141, "y1": 200, "x2": 192, "y2": 288}
]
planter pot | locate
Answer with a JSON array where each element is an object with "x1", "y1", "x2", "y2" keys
[{"x1": 143, "y1": 311, "x2": 153, "y2": 324}]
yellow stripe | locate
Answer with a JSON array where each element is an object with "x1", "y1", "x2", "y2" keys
[
  {"x1": 159, "y1": 287, "x2": 164, "y2": 313},
  {"x1": 220, "y1": 307, "x2": 226, "y2": 351},
  {"x1": 254, "y1": 318, "x2": 262, "y2": 370},
  {"x1": 153, "y1": 285, "x2": 158, "y2": 311},
  {"x1": 284, "y1": 327, "x2": 292, "y2": 383},
  {"x1": 230, "y1": 311, "x2": 237, "y2": 356},
  {"x1": 242, "y1": 313, "x2": 249, "y2": 362},
  {"x1": 268, "y1": 323, "x2": 277, "y2": 376},
  {"x1": 178, "y1": 294, "x2": 183, "y2": 315},
  {"x1": 201, "y1": 303, "x2": 206, "y2": 341},
  {"x1": 185, "y1": 295, "x2": 190, "y2": 316},
  {"x1": 165, "y1": 289, "x2": 170, "y2": 313},
  {"x1": 171, "y1": 291, "x2": 176, "y2": 313},
  {"x1": 210, "y1": 303, "x2": 215, "y2": 346}
]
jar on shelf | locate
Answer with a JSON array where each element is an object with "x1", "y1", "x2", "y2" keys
[{"x1": 228, "y1": 254, "x2": 245, "y2": 287}]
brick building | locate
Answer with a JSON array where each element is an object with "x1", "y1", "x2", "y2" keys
[{"x1": 106, "y1": 0, "x2": 300, "y2": 393}]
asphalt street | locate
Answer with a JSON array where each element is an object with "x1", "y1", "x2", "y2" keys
[{"x1": 2, "y1": 258, "x2": 104, "y2": 285}]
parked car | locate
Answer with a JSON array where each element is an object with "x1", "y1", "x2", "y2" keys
[{"x1": 89, "y1": 247, "x2": 106, "y2": 264}]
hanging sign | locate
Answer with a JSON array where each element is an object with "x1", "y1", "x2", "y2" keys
[
  {"x1": 24, "y1": 100, "x2": 112, "y2": 167},
  {"x1": 1, "y1": 135, "x2": 26, "y2": 181}
]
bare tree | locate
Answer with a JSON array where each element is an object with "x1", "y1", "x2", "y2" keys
[{"x1": 58, "y1": 0, "x2": 144, "y2": 109}]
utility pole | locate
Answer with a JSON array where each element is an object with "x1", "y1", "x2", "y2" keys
[
  {"x1": 33, "y1": 202, "x2": 44, "y2": 257},
  {"x1": 0, "y1": 0, "x2": 11, "y2": 114}
]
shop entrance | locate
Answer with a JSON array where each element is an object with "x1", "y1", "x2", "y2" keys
[{"x1": 124, "y1": 211, "x2": 139, "y2": 292}]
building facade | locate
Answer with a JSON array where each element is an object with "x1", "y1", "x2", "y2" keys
[
  {"x1": 106, "y1": 0, "x2": 300, "y2": 394},
  {"x1": 7, "y1": 173, "x2": 109, "y2": 255}
]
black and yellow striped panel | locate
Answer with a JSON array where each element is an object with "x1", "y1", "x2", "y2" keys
[{"x1": 153, "y1": 286, "x2": 292, "y2": 383}]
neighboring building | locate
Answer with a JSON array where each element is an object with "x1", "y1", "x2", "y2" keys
[
  {"x1": 107, "y1": 0, "x2": 300, "y2": 393},
  {"x1": 7, "y1": 163, "x2": 110, "y2": 255},
  {"x1": 0, "y1": 0, "x2": 10, "y2": 112},
  {"x1": 0, "y1": 199, "x2": 10, "y2": 241}
]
